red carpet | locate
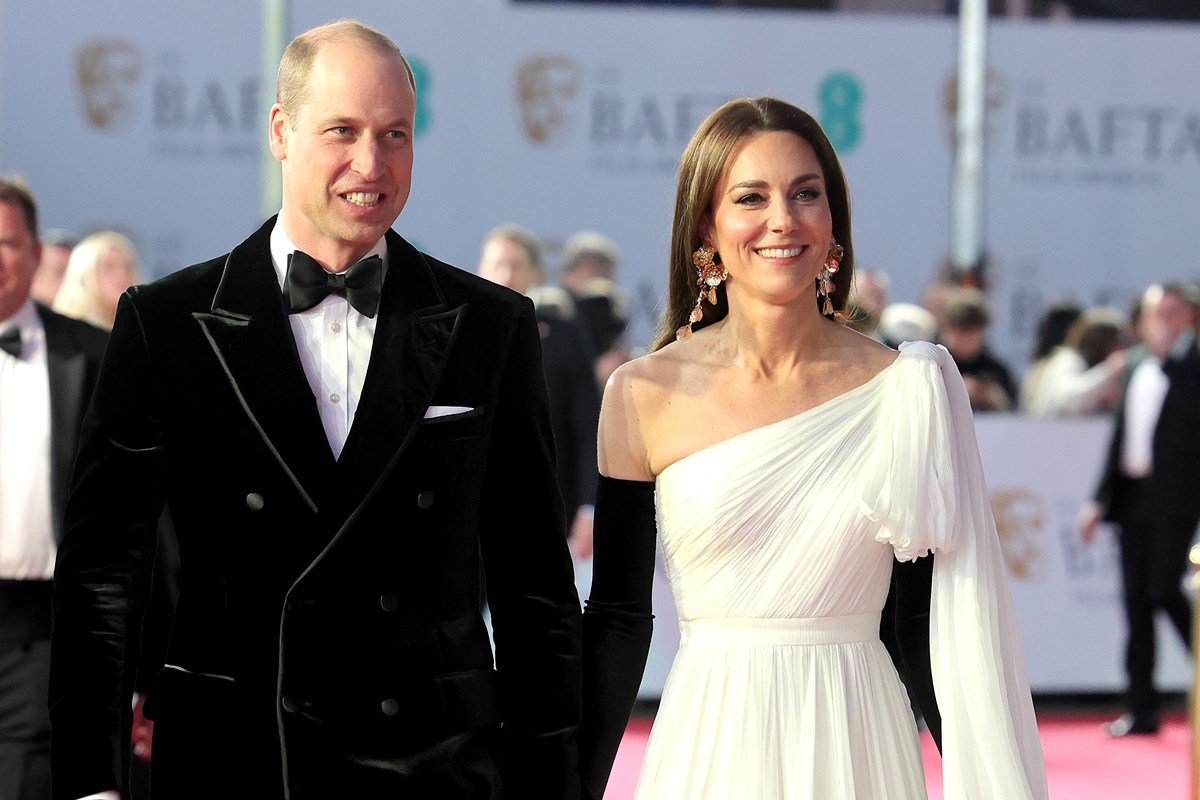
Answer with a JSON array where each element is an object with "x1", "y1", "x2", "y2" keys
[{"x1": 606, "y1": 713, "x2": 1190, "y2": 798}]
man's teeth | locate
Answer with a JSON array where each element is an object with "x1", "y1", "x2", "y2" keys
[
  {"x1": 344, "y1": 192, "x2": 380, "y2": 206},
  {"x1": 757, "y1": 247, "x2": 801, "y2": 258}
]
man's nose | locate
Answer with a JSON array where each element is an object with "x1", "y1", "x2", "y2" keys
[{"x1": 351, "y1": 137, "x2": 384, "y2": 180}]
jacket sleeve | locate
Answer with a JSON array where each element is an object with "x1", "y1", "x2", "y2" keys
[{"x1": 50, "y1": 291, "x2": 166, "y2": 800}]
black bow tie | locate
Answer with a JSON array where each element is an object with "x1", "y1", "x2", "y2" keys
[
  {"x1": 0, "y1": 327, "x2": 20, "y2": 358},
  {"x1": 283, "y1": 251, "x2": 383, "y2": 319}
]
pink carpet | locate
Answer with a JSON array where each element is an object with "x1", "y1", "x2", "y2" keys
[{"x1": 605, "y1": 713, "x2": 1190, "y2": 798}]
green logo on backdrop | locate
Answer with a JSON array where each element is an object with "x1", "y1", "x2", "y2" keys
[
  {"x1": 819, "y1": 73, "x2": 862, "y2": 152},
  {"x1": 411, "y1": 58, "x2": 431, "y2": 138}
]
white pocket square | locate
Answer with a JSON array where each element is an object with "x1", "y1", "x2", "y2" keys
[{"x1": 423, "y1": 405, "x2": 475, "y2": 419}]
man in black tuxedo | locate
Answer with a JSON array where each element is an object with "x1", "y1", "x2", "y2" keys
[
  {"x1": 0, "y1": 176, "x2": 108, "y2": 800},
  {"x1": 477, "y1": 223, "x2": 600, "y2": 555},
  {"x1": 49, "y1": 20, "x2": 582, "y2": 800},
  {"x1": 1081, "y1": 281, "x2": 1200, "y2": 737}
]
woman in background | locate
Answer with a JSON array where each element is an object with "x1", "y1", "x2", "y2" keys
[
  {"x1": 1021, "y1": 306, "x2": 1129, "y2": 416},
  {"x1": 580, "y1": 97, "x2": 1047, "y2": 799},
  {"x1": 51, "y1": 230, "x2": 140, "y2": 330}
]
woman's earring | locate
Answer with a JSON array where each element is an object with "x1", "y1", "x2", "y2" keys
[
  {"x1": 817, "y1": 239, "x2": 844, "y2": 317},
  {"x1": 677, "y1": 245, "x2": 728, "y2": 343}
]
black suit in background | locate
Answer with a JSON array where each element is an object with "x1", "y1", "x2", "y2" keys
[
  {"x1": 536, "y1": 309, "x2": 600, "y2": 521},
  {"x1": 49, "y1": 220, "x2": 582, "y2": 800},
  {"x1": 1092, "y1": 335, "x2": 1200, "y2": 726},
  {"x1": 0, "y1": 306, "x2": 107, "y2": 800}
]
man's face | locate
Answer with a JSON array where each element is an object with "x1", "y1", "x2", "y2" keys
[
  {"x1": 1142, "y1": 289, "x2": 1195, "y2": 359},
  {"x1": 270, "y1": 38, "x2": 415, "y2": 270},
  {"x1": 478, "y1": 236, "x2": 540, "y2": 296},
  {"x1": 0, "y1": 202, "x2": 41, "y2": 321},
  {"x1": 940, "y1": 325, "x2": 985, "y2": 361},
  {"x1": 30, "y1": 243, "x2": 71, "y2": 305}
]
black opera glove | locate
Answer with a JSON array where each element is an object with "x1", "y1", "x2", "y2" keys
[{"x1": 579, "y1": 475, "x2": 656, "y2": 800}]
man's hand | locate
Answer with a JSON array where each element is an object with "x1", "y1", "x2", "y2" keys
[
  {"x1": 569, "y1": 507, "x2": 594, "y2": 559},
  {"x1": 1079, "y1": 502, "x2": 1102, "y2": 545},
  {"x1": 132, "y1": 692, "x2": 154, "y2": 761}
]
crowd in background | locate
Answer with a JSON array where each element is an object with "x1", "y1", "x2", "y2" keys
[
  {"x1": 29, "y1": 217, "x2": 1184, "y2": 428},
  {"x1": 844, "y1": 267, "x2": 1160, "y2": 418}
]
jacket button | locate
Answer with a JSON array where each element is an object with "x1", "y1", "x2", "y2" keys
[
  {"x1": 380, "y1": 698, "x2": 400, "y2": 717},
  {"x1": 379, "y1": 593, "x2": 399, "y2": 612},
  {"x1": 417, "y1": 491, "x2": 434, "y2": 509},
  {"x1": 281, "y1": 695, "x2": 301, "y2": 713},
  {"x1": 245, "y1": 493, "x2": 265, "y2": 511}
]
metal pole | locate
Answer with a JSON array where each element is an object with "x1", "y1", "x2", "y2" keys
[
  {"x1": 952, "y1": 0, "x2": 988, "y2": 279},
  {"x1": 259, "y1": 0, "x2": 289, "y2": 219}
]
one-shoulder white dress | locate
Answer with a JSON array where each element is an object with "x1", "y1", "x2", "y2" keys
[{"x1": 634, "y1": 341, "x2": 1048, "y2": 800}]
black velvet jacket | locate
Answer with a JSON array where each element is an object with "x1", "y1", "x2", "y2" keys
[{"x1": 49, "y1": 219, "x2": 583, "y2": 799}]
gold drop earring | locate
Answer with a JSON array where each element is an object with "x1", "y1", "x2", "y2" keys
[
  {"x1": 817, "y1": 239, "x2": 844, "y2": 316},
  {"x1": 676, "y1": 244, "x2": 727, "y2": 343}
]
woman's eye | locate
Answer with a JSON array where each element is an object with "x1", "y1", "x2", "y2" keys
[
  {"x1": 796, "y1": 188, "x2": 821, "y2": 201},
  {"x1": 734, "y1": 193, "x2": 764, "y2": 205}
]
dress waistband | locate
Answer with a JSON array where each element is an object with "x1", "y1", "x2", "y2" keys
[{"x1": 679, "y1": 613, "x2": 881, "y2": 647}]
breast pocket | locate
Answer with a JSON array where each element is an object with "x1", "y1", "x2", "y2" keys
[{"x1": 418, "y1": 407, "x2": 485, "y2": 442}]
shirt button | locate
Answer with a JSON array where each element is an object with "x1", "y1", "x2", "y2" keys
[
  {"x1": 245, "y1": 493, "x2": 265, "y2": 511},
  {"x1": 380, "y1": 698, "x2": 400, "y2": 717},
  {"x1": 329, "y1": 393, "x2": 341, "y2": 404},
  {"x1": 417, "y1": 491, "x2": 434, "y2": 510},
  {"x1": 379, "y1": 593, "x2": 399, "y2": 612},
  {"x1": 282, "y1": 696, "x2": 301, "y2": 713},
  {"x1": 330, "y1": 321, "x2": 342, "y2": 333}
]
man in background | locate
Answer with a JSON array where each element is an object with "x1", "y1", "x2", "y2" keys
[
  {"x1": 479, "y1": 223, "x2": 599, "y2": 556},
  {"x1": 1081, "y1": 281, "x2": 1200, "y2": 737},
  {"x1": 559, "y1": 230, "x2": 632, "y2": 388},
  {"x1": 0, "y1": 176, "x2": 107, "y2": 800},
  {"x1": 938, "y1": 286, "x2": 1018, "y2": 412},
  {"x1": 29, "y1": 229, "x2": 77, "y2": 307}
]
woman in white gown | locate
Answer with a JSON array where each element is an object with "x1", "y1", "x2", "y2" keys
[{"x1": 578, "y1": 97, "x2": 1048, "y2": 799}]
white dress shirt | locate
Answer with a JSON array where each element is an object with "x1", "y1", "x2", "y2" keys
[
  {"x1": 1121, "y1": 355, "x2": 1169, "y2": 478},
  {"x1": 269, "y1": 221, "x2": 387, "y2": 459},
  {"x1": 0, "y1": 298, "x2": 56, "y2": 579}
]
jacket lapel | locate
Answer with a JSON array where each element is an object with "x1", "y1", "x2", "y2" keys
[
  {"x1": 192, "y1": 218, "x2": 333, "y2": 513},
  {"x1": 39, "y1": 307, "x2": 87, "y2": 539},
  {"x1": 334, "y1": 231, "x2": 465, "y2": 514}
]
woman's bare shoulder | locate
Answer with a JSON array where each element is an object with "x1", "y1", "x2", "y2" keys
[
  {"x1": 831, "y1": 324, "x2": 899, "y2": 377},
  {"x1": 599, "y1": 347, "x2": 689, "y2": 481}
]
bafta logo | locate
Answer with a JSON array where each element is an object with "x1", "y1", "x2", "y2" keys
[
  {"x1": 990, "y1": 489, "x2": 1045, "y2": 581},
  {"x1": 516, "y1": 55, "x2": 581, "y2": 147},
  {"x1": 941, "y1": 68, "x2": 1008, "y2": 149},
  {"x1": 75, "y1": 39, "x2": 143, "y2": 131}
]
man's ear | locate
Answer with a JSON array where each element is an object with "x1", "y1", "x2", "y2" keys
[{"x1": 268, "y1": 104, "x2": 290, "y2": 162}]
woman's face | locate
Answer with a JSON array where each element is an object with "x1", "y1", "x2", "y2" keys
[
  {"x1": 702, "y1": 130, "x2": 834, "y2": 309},
  {"x1": 96, "y1": 245, "x2": 137, "y2": 315}
]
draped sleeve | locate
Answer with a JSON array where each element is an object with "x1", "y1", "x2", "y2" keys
[{"x1": 860, "y1": 340, "x2": 1049, "y2": 799}]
